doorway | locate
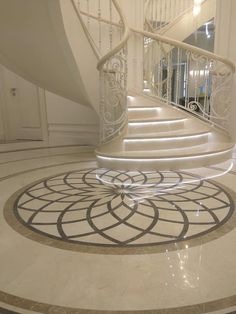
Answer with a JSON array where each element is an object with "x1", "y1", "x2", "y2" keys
[{"x1": 0, "y1": 66, "x2": 47, "y2": 143}]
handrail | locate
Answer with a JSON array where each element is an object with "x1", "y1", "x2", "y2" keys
[
  {"x1": 158, "y1": 2, "x2": 196, "y2": 35},
  {"x1": 72, "y1": 0, "x2": 130, "y2": 70},
  {"x1": 71, "y1": 0, "x2": 130, "y2": 144},
  {"x1": 145, "y1": 0, "x2": 194, "y2": 33},
  {"x1": 78, "y1": 8, "x2": 235, "y2": 72},
  {"x1": 72, "y1": 0, "x2": 235, "y2": 137},
  {"x1": 137, "y1": 26, "x2": 235, "y2": 131},
  {"x1": 97, "y1": 0, "x2": 130, "y2": 70},
  {"x1": 71, "y1": 0, "x2": 101, "y2": 60},
  {"x1": 133, "y1": 29, "x2": 235, "y2": 72}
]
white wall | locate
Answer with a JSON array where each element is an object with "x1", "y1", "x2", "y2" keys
[
  {"x1": 214, "y1": 0, "x2": 236, "y2": 140},
  {"x1": 46, "y1": 91, "x2": 99, "y2": 146},
  {"x1": 0, "y1": 66, "x2": 99, "y2": 145},
  {"x1": 0, "y1": 104, "x2": 4, "y2": 141},
  {"x1": 0, "y1": 0, "x2": 98, "y2": 107}
]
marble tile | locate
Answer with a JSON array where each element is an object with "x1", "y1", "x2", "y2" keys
[{"x1": 0, "y1": 147, "x2": 235, "y2": 314}]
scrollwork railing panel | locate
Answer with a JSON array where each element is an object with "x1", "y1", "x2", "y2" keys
[
  {"x1": 73, "y1": 0, "x2": 129, "y2": 144},
  {"x1": 142, "y1": 31, "x2": 234, "y2": 133},
  {"x1": 99, "y1": 48, "x2": 128, "y2": 143}
]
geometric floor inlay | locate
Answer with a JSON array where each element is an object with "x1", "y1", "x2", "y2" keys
[{"x1": 8, "y1": 168, "x2": 235, "y2": 250}]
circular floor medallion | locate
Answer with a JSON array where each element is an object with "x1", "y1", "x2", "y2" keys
[{"x1": 4, "y1": 168, "x2": 236, "y2": 254}]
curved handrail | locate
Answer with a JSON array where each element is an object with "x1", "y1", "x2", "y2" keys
[
  {"x1": 71, "y1": 0, "x2": 130, "y2": 144},
  {"x1": 71, "y1": 0, "x2": 101, "y2": 60},
  {"x1": 72, "y1": 0, "x2": 235, "y2": 135},
  {"x1": 133, "y1": 28, "x2": 235, "y2": 72},
  {"x1": 77, "y1": 8, "x2": 235, "y2": 72},
  {"x1": 135, "y1": 27, "x2": 235, "y2": 131},
  {"x1": 71, "y1": 0, "x2": 130, "y2": 69},
  {"x1": 97, "y1": 0, "x2": 130, "y2": 70},
  {"x1": 144, "y1": 0, "x2": 195, "y2": 33}
]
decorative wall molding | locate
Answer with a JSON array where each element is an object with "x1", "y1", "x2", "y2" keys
[{"x1": 48, "y1": 123, "x2": 99, "y2": 145}]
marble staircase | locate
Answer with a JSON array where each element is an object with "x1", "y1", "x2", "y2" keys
[{"x1": 96, "y1": 94, "x2": 234, "y2": 170}]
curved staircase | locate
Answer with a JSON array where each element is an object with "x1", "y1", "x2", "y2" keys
[
  {"x1": 96, "y1": 94, "x2": 233, "y2": 170},
  {"x1": 75, "y1": 0, "x2": 235, "y2": 171},
  {"x1": 0, "y1": 0, "x2": 234, "y2": 171}
]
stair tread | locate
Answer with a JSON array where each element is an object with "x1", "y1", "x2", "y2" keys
[
  {"x1": 128, "y1": 105, "x2": 162, "y2": 109},
  {"x1": 125, "y1": 129, "x2": 210, "y2": 139},
  {"x1": 127, "y1": 94, "x2": 164, "y2": 107},
  {"x1": 129, "y1": 117, "x2": 187, "y2": 123},
  {"x1": 98, "y1": 93, "x2": 234, "y2": 168},
  {"x1": 97, "y1": 140, "x2": 234, "y2": 159}
]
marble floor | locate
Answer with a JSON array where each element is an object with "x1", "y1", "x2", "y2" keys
[{"x1": 0, "y1": 145, "x2": 235, "y2": 314}]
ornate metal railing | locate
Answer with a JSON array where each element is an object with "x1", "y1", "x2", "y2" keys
[
  {"x1": 145, "y1": 0, "x2": 194, "y2": 33},
  {"x1": 72, "y1": 0, "x2": 129, "y2": 144},
  {"x1": 139, "y1": 29, "x2": 235, "y2": 131},
  {"x1": 72, "y1": 0, "x2": 234, "y2": 138}
]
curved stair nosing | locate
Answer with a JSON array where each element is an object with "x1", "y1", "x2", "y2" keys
[
  {"x1": 124, "y1": 130, "x2": 210, "y2": 140},
  {"x1": 128, "y1": 117, "x2": 187, "y2": 124},
  {"x1": 96, "y1": 147, "x2": 233, "y2": 171},
  {"x1": 123, "y1": 131, "x2": 210, "y2": 150}
]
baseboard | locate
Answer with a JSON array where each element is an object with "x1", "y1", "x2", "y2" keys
[{"x1": 48, "y1": 123, "x2": 99, "y2": 145}]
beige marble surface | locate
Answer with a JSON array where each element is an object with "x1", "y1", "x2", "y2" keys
[{"x1": 0, "y1": 146, "x2": 235, "y2": 313}]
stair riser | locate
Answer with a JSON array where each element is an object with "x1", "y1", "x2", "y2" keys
[
  {"x1": 128, "y1": 121, "x2": 185, "y2": 135},
  {"x1": 128, "y1": 108, "x2": 161, "y2": 120},
  {"x1": 124, "y1": 134, "x2": 209, "y2": 151},
  {"x1": 128, "y1": 109, "x2": 183, "y2": 120},
  {"x1": 96, "y1": 150, "x2": 233, "y2": 171}
]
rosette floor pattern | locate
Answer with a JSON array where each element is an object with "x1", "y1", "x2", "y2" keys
[
  {"x1": 11, "y1": 168, "x2": 234, "y2": 250},
  {"x1": 0, "y1": 146, "x2": 236, "y2": 314}
]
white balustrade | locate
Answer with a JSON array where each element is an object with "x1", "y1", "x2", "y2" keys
[
  {"x1": 141, "y1": 30, "x2": 234, "y2": 131},
  {"x1": 145, "y1": 0, "x2": 194, "y2": 32},
  {"x1": 72, "y1": 0, "x2": 235, "y2": 142},
  {"x1": 72, "y1": 0, "x2": 129, "y2": 144}
]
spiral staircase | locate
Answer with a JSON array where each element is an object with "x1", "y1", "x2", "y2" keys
[
  {"x1": 0, "y1": 0, "x2": 234, "y2": 171},
  {"x1": 91, "y1": 0, "x2": 235, "y2": 170}
]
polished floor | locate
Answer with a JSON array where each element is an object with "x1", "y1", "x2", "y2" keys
[{"x1": 0, "y1": 145, "x2": 236, "y2": 314}]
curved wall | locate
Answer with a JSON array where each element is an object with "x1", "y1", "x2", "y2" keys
[{"x1": 0, "y1": 0, "x2": 99, "y2": 109}]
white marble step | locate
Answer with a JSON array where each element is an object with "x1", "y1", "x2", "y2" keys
[
  {"x1": 123, "y1": 130, "x2": 210, "y2": 151},
  {"x1": 126, "y1": 124, "x2": 211, "y2": 138},
  {"x1": 96, "y1": 93, "x2": 234, "y2": 170},
  {"x1": 98, "y1": 136, "x2": 233, "y2": 157},
  {"x1": 96, "y1": 145, "x2": 233, "y2": 170},
  {"x1": 128, "y1": 105, "x2": 184, "y2": 120},
  {"x1": 128, "y1": 117, "x2": 188, "y2": 134},
  {"x1": 96, "y1": 131, "x2": 234, "y2": 170}
]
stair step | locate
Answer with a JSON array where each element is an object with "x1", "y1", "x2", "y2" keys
[
  {"x1": 128, "y1": 105, "x2": 185, "y2": 120},
  {"x1": 96, "y1": 144, "x2": 234, "y2": 171},
  {"x1": 129, "y1": 117, "x2": 186, "y2": 123},
  {"x1": 126, "y1": 124, "x2": 211, "y2": 138},
  {"x1": 96, "y1": 93, "x2": 234, "y2": 171},
  {"x1": 128, "y1": 117, "x2": 187, "y2": 134},
  {"x1": 99, "y1": 139, "x2": 233, "y2": 157},
  {"x1": 128, "y1": 106, "x2": 162, "y2": 120},
  {"x1": 128, "y1": 106, "x2": 162, "y2": 109},
  {"x1": 123, "y1": 131, "x2": 210, "y2": 151}
]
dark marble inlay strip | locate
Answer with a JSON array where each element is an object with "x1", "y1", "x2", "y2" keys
[
  {"x1": 4, "y1": 169, "x2": 236, "y2": 254},
  {"x1": 0, "y1": 290, "x2": 236, "y2": 314},
  {"x1": 1, "y1": 162, "x2": 236, "y2": 313}
]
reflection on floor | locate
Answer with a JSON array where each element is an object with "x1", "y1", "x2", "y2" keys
[{"x1": 0, "y1": 145, "x2": 236, "y2": 314}]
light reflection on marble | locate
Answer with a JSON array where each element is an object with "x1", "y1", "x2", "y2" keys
[{"x1": 0, "y1": 147, "x2": 235, "y2": 313}]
